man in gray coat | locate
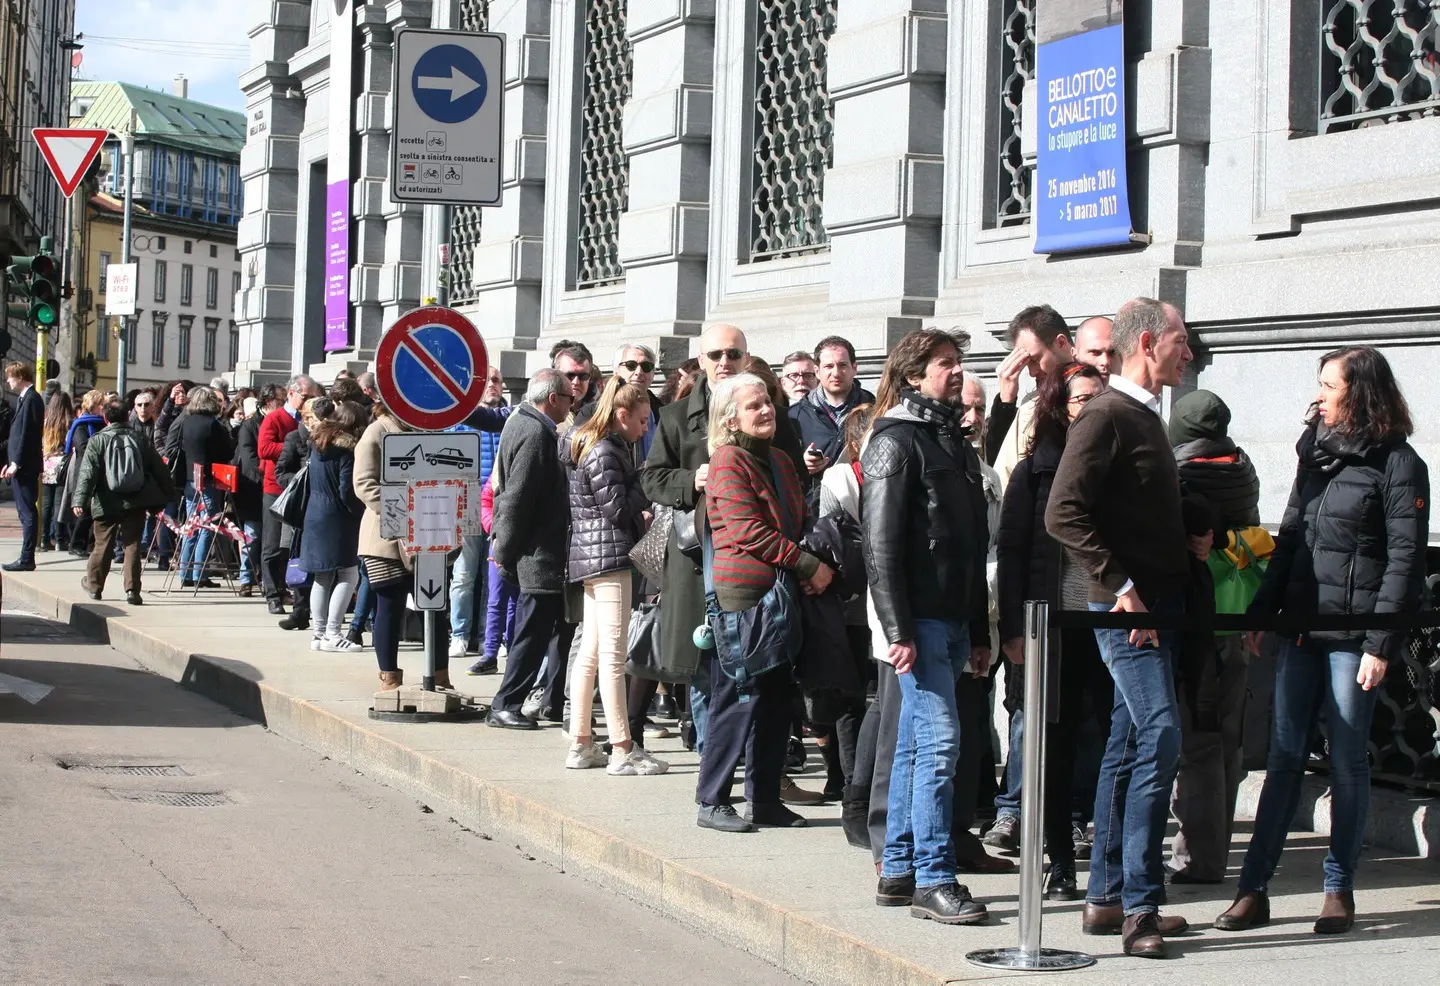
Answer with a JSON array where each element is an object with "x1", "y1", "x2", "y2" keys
[{"x1": 487, "y1": 368, "x2": 575, "y2": 729}]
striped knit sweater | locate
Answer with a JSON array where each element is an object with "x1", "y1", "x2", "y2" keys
[{"x1": 705, "y1": 434, "x2": 820, "y2": 612}]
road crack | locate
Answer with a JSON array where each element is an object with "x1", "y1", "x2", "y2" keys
[{"x1": 117, "y1": 836, "x2": 254, "y2": 960}]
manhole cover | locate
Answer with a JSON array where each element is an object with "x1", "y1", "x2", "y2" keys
[
  {"x1": 104, "y1": 789, "x2": 231, "y2": 807},
  {"x1": 58, "y1": 760, "x2": 189, "y2": 777}
]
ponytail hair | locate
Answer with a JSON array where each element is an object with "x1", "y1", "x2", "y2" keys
[{"x1": 570, "y1": 375, "x2": 649, "y2": 463}]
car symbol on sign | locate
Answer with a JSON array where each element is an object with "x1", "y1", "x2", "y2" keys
[
  {"x1": 425, "y1": 447, "x2": 474, "y2": 469},
  {"x1": 388, "y1": 444, "x2": 423, "y2": 471}
]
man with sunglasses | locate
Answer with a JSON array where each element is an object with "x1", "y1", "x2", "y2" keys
[
  {"x1": 642, "y1": 324, "x2": 806, "y2": 747},
  {"x1": 551, "y1": 340, "x2": 596, "y2": 418}
]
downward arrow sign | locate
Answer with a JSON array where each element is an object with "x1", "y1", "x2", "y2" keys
[
  {"x1": 420, "y1": 579, "x2": 444, "y2": 602},
  {"x1": 417, "y1": 67, "x2": 481, "y2": 103}
]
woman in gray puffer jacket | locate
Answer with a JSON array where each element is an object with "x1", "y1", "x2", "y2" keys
[{"x1": 561, "y1": 376, "x2": 668, "y2": 777}]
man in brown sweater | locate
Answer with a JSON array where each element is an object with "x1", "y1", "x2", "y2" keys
[{"x1": 1045, "y1": 297, "x2": 1198, "y2": 958}]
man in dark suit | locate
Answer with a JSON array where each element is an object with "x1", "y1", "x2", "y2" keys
[{"x1": 3, "y1": 360, "x2": 46, "y2": 571}]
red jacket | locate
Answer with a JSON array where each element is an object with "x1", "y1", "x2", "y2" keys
[
  {"x1": 257, "y1": 407, "x2": 300, "y2": 495},
  {"x1": 705, "y1": 440, "x2": 816, "y2": 610}
]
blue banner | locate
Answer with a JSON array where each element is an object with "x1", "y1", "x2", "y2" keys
[{"x1": 1034, "y1": 18, "x2": 1133, "y2": 254}]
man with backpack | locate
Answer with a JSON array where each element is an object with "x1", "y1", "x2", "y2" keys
[{"x1": 72, "y1": 400, "x2": 177, "y2": 605}]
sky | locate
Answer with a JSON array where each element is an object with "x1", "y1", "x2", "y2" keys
[{"x1": 72, "y1": 0, "x2": 251, "y2": 113}]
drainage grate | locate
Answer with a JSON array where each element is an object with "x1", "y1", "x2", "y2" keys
[
  {"x1": 103, "y1": 789, "x2": 231, "y2": 807},
  {"x1": 58, "y1": 760, "x2": 190, "y2": 777}
]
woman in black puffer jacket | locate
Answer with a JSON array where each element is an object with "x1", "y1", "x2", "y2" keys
[
  {"x1": 995, "y1": 362, "x2": 1113, "y2": 901},
  {"x1": 560, "y1": 376, "x2": 668, "y2": 777},
  {"x1": 1219, "y1": 346, "x2": 1429, "y2": 937}
]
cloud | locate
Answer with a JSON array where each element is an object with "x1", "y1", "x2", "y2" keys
[{"x1": 73, "y1": 0, "x2": 253, "y2": 111}]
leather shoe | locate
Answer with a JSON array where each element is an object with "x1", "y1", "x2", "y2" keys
[
  {"x1": 957, "y1": 851, "x2": 1015, "y2": 874},
  {"x1": 126, "y1": 592, "x2": 143, "y2": 606},
  {"x1": 267, "y1": 598, "x2": 286, "y2": 615},
  {"x1": 1082, "y1": 902, "x2": 1188, "y2": 936},
  {"x1": 1122, "y1": 912, "x2": 1166, "y2": 958},
  {"x1": 911, "y1": 882, "x2": 988, "y2": 925},
  {"x1": 2, "y1": 559, "x2": 36, "y2": 572},
  {"x1": 875, "y1": 873, "x2": 915, "y2": 907},
  {"x1": 1314, "y1": 891, "x2": 1354, "y2": 934},
  {"x1": 745, "y1": 802, "x2": 807, "y2": 828},
  {"x1": 80, "y1": 576, "x2": 101, "y2": 600},
  {"x1": 778, "y1": 776, "x2": 827, "y2": 805},
  {"x1": 486, "y1": 709, "x2": 538, "y2": 730},
  {"x1": 1046, "y1": 860, "x2": 1081, "y2": 901},
  {"x1": 1215, "y1": 891, "x2": 1269, "y2": 931},
  {"x1": 1169, "y1": 868, "x2": 1225, "y2": 885}
]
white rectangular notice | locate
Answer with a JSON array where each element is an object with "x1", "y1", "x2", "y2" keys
[
  {"x1": 107, "y1": 263, "x2": 138, "y2": 315},
  {"x1": 390, "y1": 28, "x2": 505, "y2": 207},
  {"x1": 407, "y1": 482, "x2": 462, "y2": 552}
]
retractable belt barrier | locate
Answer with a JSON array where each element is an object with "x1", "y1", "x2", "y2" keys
[{"x1": 967, "y1": 602, "x2": 1440, "y2": 974}]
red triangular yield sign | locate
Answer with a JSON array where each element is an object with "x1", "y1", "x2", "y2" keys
[{"x1": 32, "y1": 128, "x2": 110, "y2": 198}]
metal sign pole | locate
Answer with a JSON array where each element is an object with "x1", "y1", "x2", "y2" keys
[
  {"x1": 422, "y1": 609, "x2": 437, "y2": 691},
  {"x1": 116, "y1": 116, "x2": 136, "y2": 395},
  {"x1": 968, "y1": 599, "x2": 1094, "y2": 973}
]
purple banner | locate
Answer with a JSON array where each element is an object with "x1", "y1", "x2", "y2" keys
[{"x1": 324, "y1": 180, "x2": 350, "y2": 352}]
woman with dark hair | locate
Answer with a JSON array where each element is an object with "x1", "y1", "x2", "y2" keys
[
  {"x1": 994, "y1": 362, "x2": 1112, "y2": 900},
  {"x1": 658, "y1": 359, "x2": 701, "y2": 405},
  {"x1": 39, "y1": 391, "x2": 74, "y2": 551},
  {"x1": 301, "y1": 401, "x2": 367, "y2": 651},
  {"x1": 1218, "y1": 346, "x2": 1428, "y2": 936},
  {"x1": 177, "y1": 385, "x2": 235, "y2": 587}
]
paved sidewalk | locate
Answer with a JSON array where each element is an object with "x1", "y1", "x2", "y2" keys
[{"x1": 4, "y1": 541, "x2": 1440, "y2": 985}]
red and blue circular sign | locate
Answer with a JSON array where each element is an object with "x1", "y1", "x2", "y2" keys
[{"x1": 376, "y1": 305, "x2": 490, "y2": 431}]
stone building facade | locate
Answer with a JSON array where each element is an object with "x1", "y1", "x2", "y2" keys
[{"x1": 237, "y1": 0, "x2": 1440, "y2": 529}]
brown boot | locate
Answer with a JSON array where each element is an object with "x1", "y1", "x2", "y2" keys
[
  {"x1": 433, "y1": 669, "x2": 453, "y2": 690},
  {"x1": 1313, "y1": 891, "x2": 1354, "y2": 935},
  {"x1": 1121, "y1": 912, "x2": 1166, "y2": 958},
  {"x1": 378, "y1": 670, "x2": 403, "y2": 691},
  {"x1": 1215, "y1": 891, "x2": 1269, "y2": 931},
  {"x1": 1082, "y1": 902, "x2": 1188, "y2": 936}
]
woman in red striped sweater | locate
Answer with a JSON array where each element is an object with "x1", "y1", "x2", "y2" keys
[{"x1": 696, "y1": 373, "x2": 835, "y2": 833}]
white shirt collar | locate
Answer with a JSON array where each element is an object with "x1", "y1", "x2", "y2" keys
[{"x1": 1107, "y1": 374, "x2": 1163, "y2": 417}]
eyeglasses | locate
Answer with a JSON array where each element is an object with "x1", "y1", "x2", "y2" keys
[
  {"x1": 1066, "y1": 393, "x2": 1097, "y2": 406},
  {"x1": 562, "y1": 370, "x2": 590, "y2": 381},
  {"x1": 705, "y1": 348, "x2": 745, "y2": 363},
  {"x1": 781, "y1": 371, "x2": 817, "y2": 383},
  {"x1": 619, "y1": 360, "x2": 655, "y2": 374}
]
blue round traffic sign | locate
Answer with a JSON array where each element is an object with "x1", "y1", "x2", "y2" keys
[
  {"x1": 411, "y1": 44, "x2": 488, "y2": 124},
  {"x1": 376, "y1": 306, "x2": 490, "y2": 431}
]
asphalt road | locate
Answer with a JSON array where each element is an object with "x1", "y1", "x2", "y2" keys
[{"x1": 0, "y1": 607, "x2": 803, "y2": 986}]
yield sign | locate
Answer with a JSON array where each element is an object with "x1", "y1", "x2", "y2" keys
[{"x1": 33, "y1": 128, "x2": 110, "y2": 197}]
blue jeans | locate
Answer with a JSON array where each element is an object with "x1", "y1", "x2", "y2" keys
[
  {"x1": 179, "y1": 483, "x2": 223, "y2": 582},
  {"x1": 1087, "y1": 599, "x2": 1182, "y2": 915},
  {"x1": 238, "y1": 518, "x2": 261, "y2": 586},
  {"x1": 449, "y1": 534, "x2": 486, "y2": 644},
  {"x1": 995, "y1": 706, "x2": 1024, "y2": 819},
  {"x1": 689, "y1": 669, "x2": 712, "y2": 756},
  {"x1": 155, "y1": 498, "x2": 179, "y2": 562},
  {"x1": 350, "y1": 566, "x2": 376, "y2": 632},
  {"x1": 882, "y1": 618, "x2": 969, "y2": 888},
  {"x1": 1240, "y1": 641, "x2": 1376, "y2": 895}
]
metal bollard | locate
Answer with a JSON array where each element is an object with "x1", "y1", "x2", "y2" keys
[
  {"x1": 967, "y1": 599, "x2": 1094, "y2": 972},
  {"x1": 422, "y1": 610, "x2": 437, "y2": 692}
]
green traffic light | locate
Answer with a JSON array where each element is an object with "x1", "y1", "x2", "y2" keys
[{"x1": 29, "y1": 301, "x2": 57, "y2": 326}]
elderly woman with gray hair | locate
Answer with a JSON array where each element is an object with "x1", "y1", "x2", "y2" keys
[
  {"x1": 176, "y1": 385, "x2": 235, "y2": 587},
  {"x1": 695, "y1": 372, "x2": 834, "y2": 834}
]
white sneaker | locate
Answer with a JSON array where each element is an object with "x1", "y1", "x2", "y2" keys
[
  {"x1": 607, "y1": 747, "x2": 670, "y2": 776},
  {"x1": 447, "y1": 637, "x2": 468, "y2": 659},
  {"x1": 310, "y1": 633, "x2": 323, "y2": 651},
  {"x1": 565, "y1": 741, "x2": 608, "y2": 770},
  {"x1": 320, "y1": 635, "x2": 359, "y2": 653}
]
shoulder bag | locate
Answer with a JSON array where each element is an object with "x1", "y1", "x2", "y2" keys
[{"x1": 270, "y1": 463, "x2": 310, "y2": 527}]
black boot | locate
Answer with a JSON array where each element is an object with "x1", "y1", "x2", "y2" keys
[
  {"x1": 818, "y1": 735, "x2": 845, "y2": 800},
  {"x1": 279, "y1": 607, "x2": 310, "y2": 631},
  {"x1": 841, "y1": 800, "x2": 870, "y2": 850}
]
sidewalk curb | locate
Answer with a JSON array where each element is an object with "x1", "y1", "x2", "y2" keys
[{"x1": 3, "y1": 574, "x2": 949, "y2": 986}]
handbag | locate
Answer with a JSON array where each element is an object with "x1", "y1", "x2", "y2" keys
[
  {"x1": 701, "y1": 456, "x2": 802, "y2": 694},
  {"x1": 628, "y1": 505, "x2": 672, "y2": 586},
  {"x1": 285, "y1": 556, "x2": 309, "y2": 588},
  {"x1": 270, "y1": 463, "x2": 309, "y2": 527},
  {"x1": 1208, "y1": 532, "x2": 1268, "y2": 634},
  {"x1": 672, "y1": 508, "x2": 702, "y2": 561},
  {"x1": 625, "y1": 600, "x2": 692, "y2": 683}
]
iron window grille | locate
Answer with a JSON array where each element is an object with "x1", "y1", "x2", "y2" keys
[
  {"x1": 748, "y1": 0, "x2": 839, "y2": 262},
  {"x1": 574, "y1": 0, "x2": 633, "y2": 289},
  {"x1": 447, "y1": 0, "x2": 491, "y2": 305},
  {"x1": 994, "y1": 0, "x2": 1036, "y2": 227},
  {"x1": 1320, "y1": 1, "x2": 1440, "y2": 132},
  {"x1": 178, "y1": 315, "x2": 193, "y2": 369}
]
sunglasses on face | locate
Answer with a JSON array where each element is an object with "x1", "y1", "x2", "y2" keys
[
  {"x1": 705, "y1": 348, "x2": 745, "y2": 363},
  {"x1": 619, "y1": 360, "x2": 655, "y2": 374},
  {"x1": 562, "y1": 370, "x2": 590, "y2": 381}
]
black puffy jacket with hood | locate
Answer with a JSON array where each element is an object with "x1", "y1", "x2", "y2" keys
[
  {"x1": 562, "y1": 430, "x2": 648, "y2": 582},
  {"x1": 1168, "y1": 390, "x2": 1261, "y2": 531},
  {"x1": 1250, "y1": 416, "x2": 1429, "y2": 660}
]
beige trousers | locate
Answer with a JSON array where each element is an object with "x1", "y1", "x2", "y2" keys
[{"x1": 570, "y1": 572, "x2": 633, "y2": 745}]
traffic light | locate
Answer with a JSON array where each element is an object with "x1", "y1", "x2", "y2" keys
[{"x1": 5, "y1": 235, "x2": 61, "y2": 329}]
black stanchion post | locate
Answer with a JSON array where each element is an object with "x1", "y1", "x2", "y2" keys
[
  {"x1": 968, "y1": 599, "x2": 1094, "y2": 972},
  {"x1": 422, "y1": 611, "x2": 437, "y2": 692}
]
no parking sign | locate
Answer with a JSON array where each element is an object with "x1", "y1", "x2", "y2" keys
[{"x1": 375, "y1": 305, "x2": 490, "y2": 431}]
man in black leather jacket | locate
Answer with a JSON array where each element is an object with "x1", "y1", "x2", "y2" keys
[{"x1": 861, "y1": 327, "x2": 998, "y2": 927}]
